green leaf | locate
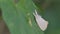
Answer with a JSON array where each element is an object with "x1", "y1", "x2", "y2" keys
[{"x1": 0, "y1": 0, "x2": 44, "y2": 34}]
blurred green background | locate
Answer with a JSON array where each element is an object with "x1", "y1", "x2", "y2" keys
[{"x1": 33, "y1": 0, "x2": 60, "y2": 34}]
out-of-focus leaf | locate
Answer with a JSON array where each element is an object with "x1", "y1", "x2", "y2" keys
[
  {"x1": 33, "y1": 0, "x2": 60, "y2": 34},
  {"x1": 44, "y1": 2, "x2": 60, "y2": 34},
  {"x1": 0, "y1": 0, "x2": 44, "y2": 34}
]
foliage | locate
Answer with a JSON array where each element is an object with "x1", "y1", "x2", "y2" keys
[
  {"x1": 0, "y1": 0, "x2": 60, "y2": 34},
  {"x1": 0, "y1": 0, "x2": 44, "y2": 34}
]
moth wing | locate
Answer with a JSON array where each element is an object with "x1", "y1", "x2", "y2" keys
[{"x1": 36, "y1": 15, "x2": 48, "y2": 31}]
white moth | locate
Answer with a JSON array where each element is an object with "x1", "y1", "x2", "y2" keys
[{"x1": 33, "y1": 10, "x2": 48, "y2": 31}]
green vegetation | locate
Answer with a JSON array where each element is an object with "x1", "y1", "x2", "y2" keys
[{"x1": 0, "y1": 0, "x2": 60, "y2": 34}]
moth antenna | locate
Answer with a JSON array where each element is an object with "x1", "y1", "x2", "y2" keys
[
  {"x1": 35, "y1": 10, "x2": 38, "y2": 15},
  {"x1": 33, "y1": 12, "x2": 36, "y2": 16}
]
